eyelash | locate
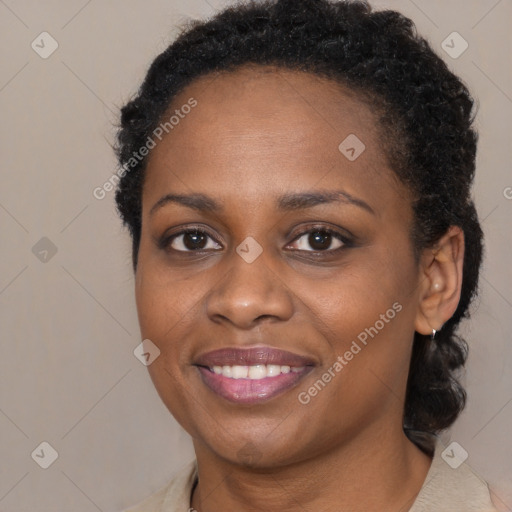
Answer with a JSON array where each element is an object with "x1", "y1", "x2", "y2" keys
[{"x1": 158, "y1": 224, "x2": 353, "y2": 256}]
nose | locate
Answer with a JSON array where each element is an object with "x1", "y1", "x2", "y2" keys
[{"x1": 205, "y1": 252, "x2": 294, "y2": 329}]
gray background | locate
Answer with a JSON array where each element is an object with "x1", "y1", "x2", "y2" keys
[{"x1": 0, "y1": 0, "x2": 511, "y2": 510}]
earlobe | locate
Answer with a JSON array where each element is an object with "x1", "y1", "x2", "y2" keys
[{"x1": 414, "y1": 226, "x2": 465, "y2": 336}]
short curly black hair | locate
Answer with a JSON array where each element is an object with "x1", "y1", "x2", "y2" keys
[{"x1": 114, "y1": 0, "x2": 483, "y2": 455}]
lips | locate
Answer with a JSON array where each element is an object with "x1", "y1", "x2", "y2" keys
[
  {"x1": 194, "y1": 346, "x2": 316, "y2": 404},
  {"x1": 194, "y1": 346, "x2": 315, "y2": 368}
]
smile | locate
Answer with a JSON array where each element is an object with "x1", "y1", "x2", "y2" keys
[
  {"x1": 210, "y1": 364, "x2": 304, "y2": 379},
  {"x1": 194, "y1": 346, "x2": 315, "y2": 404}
]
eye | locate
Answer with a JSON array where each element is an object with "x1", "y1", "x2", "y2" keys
[
  {"x1": 287, "y1": 228, "x2": 346, "y2": 252},
  {"x1": 159, "y1": 225, "x2": 350, "y2": 254},
  {"x1": 164, "y1": 229, "x2": 222, "y2": 252}
]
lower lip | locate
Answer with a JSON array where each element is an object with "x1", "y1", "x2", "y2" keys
[{"x1": 197, "y1": 366, "x2": 313, "y2": 404}]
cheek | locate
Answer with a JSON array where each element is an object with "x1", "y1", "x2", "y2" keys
[
  {"x1": 303, "y1": 249, "x2": 418, "y2": 396},
  {"x1": 135, "y1": 275, "x2": 169, "y2": 345},
  {"x1": 297, "y1": 296, "x2": 414, "y2": 444},
  {"x1": 311, "y1": 279, "x2": 412, "y2": 379},
  {"x1": 134, "y1": 253, "x2": 203, "y2": 341},
  {"x1": 135, "y1": 262, "x2": 206, "y2": 433}
]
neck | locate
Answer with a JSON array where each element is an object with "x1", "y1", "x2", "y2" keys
[{"x1": 190, "y1": 426, "x2": 433, "y2": 512}]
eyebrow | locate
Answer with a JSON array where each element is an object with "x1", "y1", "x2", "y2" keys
[{"x1": 149, "y1": 189, "x2": 375, "y2": 216}]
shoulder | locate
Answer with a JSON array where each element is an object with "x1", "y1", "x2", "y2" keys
[
  {"x1": 123, "y1": 460, "x2": 198, "y2": 512},
  {"x1": 410, "y1": 437, "x2": 498, "y2": 512}
]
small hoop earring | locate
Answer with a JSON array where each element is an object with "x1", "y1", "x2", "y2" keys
[{"x1": 431, "y1": 329, "x2": 437, "y2": 341}]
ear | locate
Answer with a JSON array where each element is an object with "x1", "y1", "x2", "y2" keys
[{"x1": 414, "y1": 226, "x2": 465, "y2": 335}]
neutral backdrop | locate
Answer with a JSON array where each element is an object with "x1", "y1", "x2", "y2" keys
[{"x1": 0, "y1": 0, "x2": 511, "y2": 511}]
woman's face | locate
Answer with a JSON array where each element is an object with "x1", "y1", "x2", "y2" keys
[{"x1": 135, "y1": 66, "x2": 424, "y2": 467}]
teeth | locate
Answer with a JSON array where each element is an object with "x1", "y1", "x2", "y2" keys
[
  {"x1": 266, "y1": 364, "x2": 281, "y2": 377},
  {"x1": 232, "y1": 365, "x2": 248, "y2": 379},
  {"x1": 222, "y1": 365, "x2": 232, "y2": 378},
  {"x1": 211, "y1": 364, "x2": 304, "y2": 379},
  {"x1": 248, "y1": 365, "x2": 266, "y2": 379}
]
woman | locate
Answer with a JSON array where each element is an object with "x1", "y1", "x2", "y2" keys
[{"x1": 115, "y1": 0, "x2": 497, "y2": 510}]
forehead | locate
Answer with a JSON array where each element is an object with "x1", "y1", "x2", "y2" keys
[
  {"x1": 167, "y1": 64, "x2": 381, "y2": 149},
  {"x1": 143, "y1": 65, "x2": 406, "y2": 214}
]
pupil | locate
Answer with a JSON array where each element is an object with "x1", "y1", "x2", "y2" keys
[
  {"x1": 184, "y1": 231, "x2": 206, "y2": 250},
  {"x1": 309, "y1": 231, "x2": 331, "y2": 250}
]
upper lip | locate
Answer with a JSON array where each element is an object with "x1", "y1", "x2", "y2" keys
[{"x1": 194, "y1": 346, "x2": 316, "y2": 368}]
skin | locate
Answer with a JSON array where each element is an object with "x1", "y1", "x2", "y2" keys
[{"x1": 134, "y1": 65, "x2": 465, "y2": 511}]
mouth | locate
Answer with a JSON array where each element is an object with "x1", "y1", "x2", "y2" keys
[{"x1": 193, "y1": 347, "x2": 315, "y2": 404}]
